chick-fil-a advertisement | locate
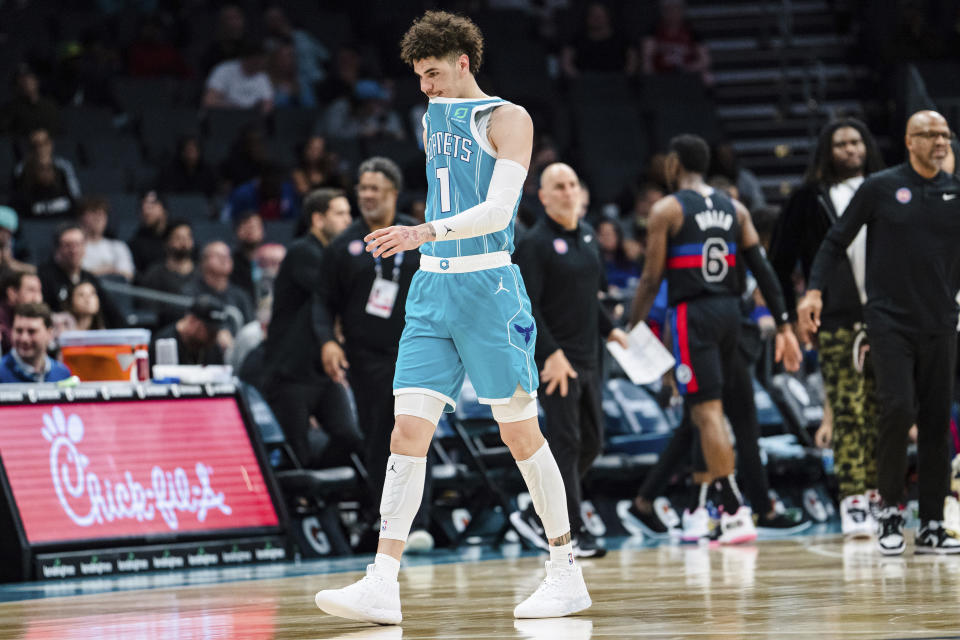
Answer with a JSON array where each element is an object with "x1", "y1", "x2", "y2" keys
[{"x1": 0, "y1": 398, "x2": 279, "y2": 544}]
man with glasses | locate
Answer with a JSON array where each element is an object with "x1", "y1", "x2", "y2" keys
[{"x1": 799, "y1": 110, "x2": 960, "y2": 555}]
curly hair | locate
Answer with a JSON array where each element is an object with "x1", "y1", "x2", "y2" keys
[{"x1": 400, "y1": 10, "x2": 484, "y2": 75}]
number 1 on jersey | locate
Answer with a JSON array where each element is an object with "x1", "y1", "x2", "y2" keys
[{"x1": 435, "y1": 166, "x2": 451, "y2": 213}]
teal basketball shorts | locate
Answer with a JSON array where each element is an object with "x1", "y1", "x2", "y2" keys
[{"x1": 393, "y1": 252, "x2": 538, "y2": 411}]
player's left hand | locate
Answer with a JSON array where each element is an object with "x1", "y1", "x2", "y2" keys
[
  {"x1": 607, "y1": 328, "x2": 630, "y2": 350},
  {"x1": 365, "y1": 223, "x2": 434, "y2": 258},
  {"x1": 774, "y1": 325, "x2": 802, "y2": 372}
]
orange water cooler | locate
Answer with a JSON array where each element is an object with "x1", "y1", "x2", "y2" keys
[{"x1": 59, "y1": 329, "x2": 152, "y2": 382}]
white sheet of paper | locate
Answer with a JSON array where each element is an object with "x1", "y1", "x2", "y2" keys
[{"x1": 606, "y1": 322, "x2": 675, "y2": 385}]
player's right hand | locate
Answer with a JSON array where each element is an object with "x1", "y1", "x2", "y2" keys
[
  {"x1": 321, "y1": 341, "x2": 349, "y2": 385},
  {"x1": 796, "y1": 290, "x2": 823, "y2": 345},
  {"x1": 541, "y1": 349, "x2": 577, "y2": 397}
]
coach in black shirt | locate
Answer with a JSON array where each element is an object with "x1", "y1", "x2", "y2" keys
[
  {"x1": 800, "y1": 110, "x2": 960, "y2": 555},
  {"x1": 315, "y1": 158, "x2": 432, "y2": 548},
  {"x1": 514, "y1": 162, "x2": 628, "y2": 557},
  {"x1": 260, "y1": 188, "x2": 359, "y2": 468}
]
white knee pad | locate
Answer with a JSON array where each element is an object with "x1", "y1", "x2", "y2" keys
[
  {"x1": 515, "y1": 443, "x2": 570, "y2": 539},
  {"x1": 379, "y1": 453, "x2": 427, "y2": 542},
  {"x1": 490, "y1": 387, "x2": 538, "y2": 423},
  {"x1": 394, "y1": 392, "x2": 445, "y2": 425}
]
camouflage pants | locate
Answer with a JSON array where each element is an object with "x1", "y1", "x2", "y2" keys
[{"x1": 819, "y1": 326, "x2": 878, "y2": 497}]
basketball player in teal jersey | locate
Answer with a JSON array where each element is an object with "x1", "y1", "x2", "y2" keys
[{"x1": 314, "y1": 11, "x2": 591, "y2": 625}]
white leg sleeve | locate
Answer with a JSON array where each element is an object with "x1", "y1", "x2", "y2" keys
[
  {"x1": 379, "y1": 453, "x2": 427, "y2": 542},
  {"x1": 515, "y1": 442, "x2": 570, "y2": 539}
]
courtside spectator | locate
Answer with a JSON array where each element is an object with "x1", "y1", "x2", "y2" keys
[
  {"x1": 291, "y1": 135, "x2": 348, "y2": 196},
  {"x1": 1, "y1": 63, "x2": 59, "y2": 137},
  {"x1": 0, "y1": 206, "x2": 33, "y2": 274},
  {"x1": 263, "y1": 5, "x2": 330, "y2": 103},
  {"x1": 66, "y1": 281, "x2": 105, "y2": 331},
  {"x1": 128, "y1": 190, "x2": 169, "y2": 275},
  {"x1": 200, "y1": 4, "x2": 248, "y2": 75},
  {"x1": 150, "y1": 295, "x2": 228, "y2": 366},
  {"x1": 0, "y1": 270, "x2": 43, "y2": 354},
  {"x1": 203, "y1": 40, "x2": 274, "y2": 113},
  {"x1": 156, "y1": 134, "x2": 218, "y2": 198},
  {"x1": 642, "y1": 0, "x2": 712, "y2": 85},
  {"x1": 230, "y1": 210, "x2": 264, "y2": 303},
  {"x1": 221, "y1": 164, "x2": 299, "y2": 222},
  {"x1": 12, "y1": 128, "x2": 81, "y2": 219},
  {"x1": 79, "y1": 196, "x2": 135, "y2": 282},
  {"x1": 127, "y1": 16, "x2": 191, "y2": 77},
  {"x1": 561, "y1": 2, "x2": 638, "y2": 76},
  {"x1": 183, "y1": 241, "x2": 254, "y2": 328},
  {"x1": 0, "y1": 303, "x2": 71, "y2": 383},
  {"x1": 38, "y1": 223, "x2": 124, "y2": 327},
  {"x1": 139, "y1": 219, "x2": 195, "y2": 328}
]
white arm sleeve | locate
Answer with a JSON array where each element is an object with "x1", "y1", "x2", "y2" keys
[{"x1": 428, "y1": 158, "x2": 527, "y2": 241}]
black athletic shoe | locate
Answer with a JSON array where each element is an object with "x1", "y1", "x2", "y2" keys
[
  {"x1": 510, "y1": 503, "x2": 549, "y2": 551},
  {"x1": 915, "y1": 521, "x2": 960, "y2": 555},
  {"x1": 617, "y1": 497, "x2": 679, "y2": 539},
  {"x1": 756, "y1": 508, "x2": 812, "y2": 535},
  {"x1": 876, "y1": 507, "x2": 906, "y2": 556},
  {"x1": 573, "y1": 525, "x2": 607, "y2": 558}
]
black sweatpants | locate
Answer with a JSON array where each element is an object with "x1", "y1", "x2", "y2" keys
[
  {"x1": 264, "y1": 376, "x2": 362, "y2": 469},
  {"x1": 639, "y1": 349, "x2": 771, "y2": 513},
  {"x1": 348, "y1": 348, "x2": 431, "y2": 529},
  {"x1": 869, "y1": 327, "x2": 956, "y2": 522},
  {"x1": 539, "y1": 364, "x2": 604, "y2": 528}
]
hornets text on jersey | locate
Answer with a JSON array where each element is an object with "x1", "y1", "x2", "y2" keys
[{"x1": 422, "y1": 96, "x2": 519, "y2": 258}]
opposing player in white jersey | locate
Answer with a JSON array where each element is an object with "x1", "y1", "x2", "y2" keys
[{"x1": 314, "y1": 10, "x2": 591, "y2": 625}]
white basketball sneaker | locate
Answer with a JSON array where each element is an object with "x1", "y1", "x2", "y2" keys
[
  {"x1": 680, "y1": 507, "x2": 712, "y2": 542},
  {"x1": 717, "y1": 506, "x2": 758, "y2": 545},
  {"x1": 840, "y1": 494, "x2": 875, "y2": 539},
  {"x1": 315, "y1": 565, "x2": 402, "y2": 625},
  {"x1": 514, "y1": 560, "x2": 592, "y2": 619}
]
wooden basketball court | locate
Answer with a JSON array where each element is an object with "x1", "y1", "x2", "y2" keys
[{"x1": 2, "y1": 534, "x2": 959, "y2": 639}]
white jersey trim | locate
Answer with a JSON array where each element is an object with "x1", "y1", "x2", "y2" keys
[
  {"x1": 428, "y1": 95, "x2": 502, "y2": 104},
  {"x1": 419, "y1": 251, "x2": 511, "y2": 273},
  {"x1": 394, "y1": 386, "x2": 456, "y2": 411},
  {"x1": 469, "y1": 103, "x2": 503, "y2": 158}
]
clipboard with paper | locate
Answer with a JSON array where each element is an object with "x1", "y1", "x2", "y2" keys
[{"x1": 606, "y1": 322, "x2": 676, "y2": 385}]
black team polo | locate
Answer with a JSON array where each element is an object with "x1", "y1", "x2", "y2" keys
[
  {"x1": 808, "y1": 162, "x2": 960, "y2": 334},
  {"x1": 515, "y1": 215, "x2": 614, "y2": 369}
]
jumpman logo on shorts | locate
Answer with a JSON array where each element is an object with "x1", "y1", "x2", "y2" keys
[
  {"x1": 388, "y1": 462, "x2": 397, "y2": 473},
  {"x1": 444, "y1": 224, "x2": 454, "y2": 237},
  {"x1": 495, "y1": 277, "x2": 510, "y2": 295}
]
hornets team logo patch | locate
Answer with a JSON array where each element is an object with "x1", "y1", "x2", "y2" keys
[
  {"x1": 513, "y1": 322, "x2": 535, "y2": 345},
  {"x1": 553, "y1": 238, "x2": 568, "y2": 255},
  {"x1": 896, "y1": 187, "x2": 912, "y2": 204},
  {"x1": 676, "y1": 364, "x2": 693, "y2": 384},
  {"x1": 349, "y1": 239, "x2": 364, "y2": 256}
]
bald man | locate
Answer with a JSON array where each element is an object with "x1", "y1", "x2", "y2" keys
[
  {"x1": 799, "y1": 110, "x2": 960, "y2": 555},
  {"x1": 513, "y1": 162, "x2": 628, "y2": 557}
]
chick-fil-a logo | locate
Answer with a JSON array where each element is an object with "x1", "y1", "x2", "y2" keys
[{"x1": 42, "y1": 406, "x2": 231, "y2": 530}]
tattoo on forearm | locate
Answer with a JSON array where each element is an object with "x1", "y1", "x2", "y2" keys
[{"x1": 549, "y1": 532, "x2": 571, "y2": 546}]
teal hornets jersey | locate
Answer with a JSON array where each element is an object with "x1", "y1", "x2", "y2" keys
[{"x1": 422, "y1": 96, "x2": 518, "y2": 258}]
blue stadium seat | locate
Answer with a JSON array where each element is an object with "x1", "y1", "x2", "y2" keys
[{"x1": 603, "y1": 378, "x2": 674, "y2": 456}]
